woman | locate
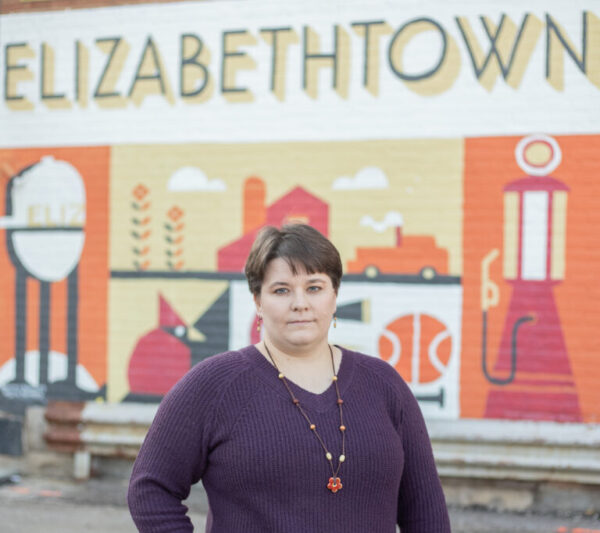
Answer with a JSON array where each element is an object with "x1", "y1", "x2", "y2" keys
[{"x1": 128, "y1": 224, "x2": 451, "y2": 532}]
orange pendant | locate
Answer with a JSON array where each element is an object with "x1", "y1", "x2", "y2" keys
[{"x1": 327, "y1": 477, "x2": 342, "y2": 493}]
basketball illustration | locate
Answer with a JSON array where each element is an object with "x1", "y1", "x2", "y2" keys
[{"x1": 379, "y1": 314, "x2": 452, "y2": 384}]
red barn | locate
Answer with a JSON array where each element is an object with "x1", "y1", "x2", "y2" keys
[{"x1": 218, "y1": 178, "x2": 328, "y2": 272}]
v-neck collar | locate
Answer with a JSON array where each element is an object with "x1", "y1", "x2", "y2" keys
[{"x1": 245, "y1": 344, "x2": 355, "y2": 413}]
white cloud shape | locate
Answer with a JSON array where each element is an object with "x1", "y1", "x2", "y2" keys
[
  {"x1": 332, "y1": 166, "x2": 388, "y2": 190},
  {"x1": 167, "y1": 167, "x2": 226, "y2": 192},
  {"x1": 360, "y1": 211, "x2": 404, "y2": 233}
]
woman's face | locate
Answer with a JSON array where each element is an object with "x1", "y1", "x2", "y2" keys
[{"x1": 255, "y1": 257, "x2": 337, "y2": 355}]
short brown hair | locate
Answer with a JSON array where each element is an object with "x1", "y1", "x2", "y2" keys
[{"x1": 245, "y1": 224, "x2": 343, "y2": 296}]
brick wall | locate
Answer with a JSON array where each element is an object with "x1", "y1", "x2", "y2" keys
[{"x1": 0, "y1": 1, "x2": 598, "y2": 434}]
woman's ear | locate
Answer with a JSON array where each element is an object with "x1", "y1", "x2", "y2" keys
[{"x1": 253, "y1": 293, "x2": 261, "y2": 312}]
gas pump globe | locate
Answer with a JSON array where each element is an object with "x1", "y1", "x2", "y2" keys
[{"x1": 481, "y1": 134, "x2": 581, "y2": 421}]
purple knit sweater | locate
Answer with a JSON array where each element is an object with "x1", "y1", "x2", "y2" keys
[{"x1": 128, "y1": 345, "x2": 450, "y2": 532}]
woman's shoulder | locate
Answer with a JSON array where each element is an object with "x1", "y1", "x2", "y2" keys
[
  {"x1": 163, "y1": 346, "x2": 255, "y2": 402},
  {"x1": 342, "y1": 346, "x2": 412, "y2": 396},
  {"x1": 341, "y1": 347, "x2": 421, "y2": 427},
  {"x1": 191, "y1": 345, "x2": 253, "y2": 373}
]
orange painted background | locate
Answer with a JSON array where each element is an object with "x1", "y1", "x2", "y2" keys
[
  {"x1": 461, "y1": 135, "x2": 600, "y2": 422},
  {"x1": 0, "y1": 147, "x2": 109, "y2": 388}
]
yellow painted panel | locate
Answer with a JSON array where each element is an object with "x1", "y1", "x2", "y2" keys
[
  {"x1": 110, "y1": 139, "x2": 463, "y2": 275},
  {"x1": 503, "y1": 192, "x2": 519, "y2": 279}
]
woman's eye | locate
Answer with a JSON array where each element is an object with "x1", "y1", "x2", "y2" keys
[
  {"x1": 308, "y1": 286, "x2": 321, "y2": 292},
  {"x1": 274, "y1": 288, "x2": 288, "y2": 294}
]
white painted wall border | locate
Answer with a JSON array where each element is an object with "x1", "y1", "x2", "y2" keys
[{"x1": 1, "y1": 0, "x2": 598, "y2": 147}]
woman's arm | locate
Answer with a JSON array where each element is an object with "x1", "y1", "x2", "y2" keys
[
  {"x1": 128, "y1": 362, "x2": 217, "y2": 532},
  {"x1": 396, "y1": 382, "x2": 451, "y2": 533}
]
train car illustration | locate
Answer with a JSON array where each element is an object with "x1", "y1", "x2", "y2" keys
[{"x1": 346, "y1": 226, "x2": 448, "y2": 279}]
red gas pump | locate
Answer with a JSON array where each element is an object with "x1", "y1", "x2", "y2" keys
[{"x1": 481, "y1": 134, "x2": 581, "y2": 421}]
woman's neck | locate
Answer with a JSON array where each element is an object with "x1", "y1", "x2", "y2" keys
[{"x1": 256, "y1": 339, "x2": 342, "y2": 393}]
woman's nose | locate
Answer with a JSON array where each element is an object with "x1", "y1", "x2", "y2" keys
[{"x1": 291, "y1": 290, "x2": 308, "y2": 310}]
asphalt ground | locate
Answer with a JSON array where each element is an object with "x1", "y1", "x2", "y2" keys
[{"x1": 1, "y1": 470, "x2": 599, "y2": 533}]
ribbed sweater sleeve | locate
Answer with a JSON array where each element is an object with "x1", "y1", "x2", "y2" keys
[
  {"x1": 365, "y1": 358, "x2": 451, "y2": 532},
  {"x1": 127, "y1": 352, "x2": 241, "y2": 532}
]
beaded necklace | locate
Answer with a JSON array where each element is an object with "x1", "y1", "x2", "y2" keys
[{"x1": 263, "y1": 341, "x2": 347, "y2": 493}]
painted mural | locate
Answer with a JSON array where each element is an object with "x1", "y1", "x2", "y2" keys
[
  {"x1": 4, "y1": 136, "x2": 594, "y2": 423},
  {"x1": 461, "y1": 134, "x2": 600, "y2": 423},
  {"x1": 0, "y1": 147, "x2": 109, "y2": 416},
  {"x1": 0, "y1": 0, "x2": 599, "y2": 454},
  {"x1": 105, "y1": 140, "x2": 463, "y2": 419}
]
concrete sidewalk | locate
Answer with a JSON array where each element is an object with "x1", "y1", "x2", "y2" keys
[{"x1": 0, "y1": 465, "x2": 209, "y2": 532}]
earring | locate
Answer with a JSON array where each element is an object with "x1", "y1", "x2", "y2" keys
[
  {"x1": 257, "y1": 315, "x2": 262, "y2": 332},
  {"x1": 333, "y1": 314, "x2": 337, "y2": 328}
]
